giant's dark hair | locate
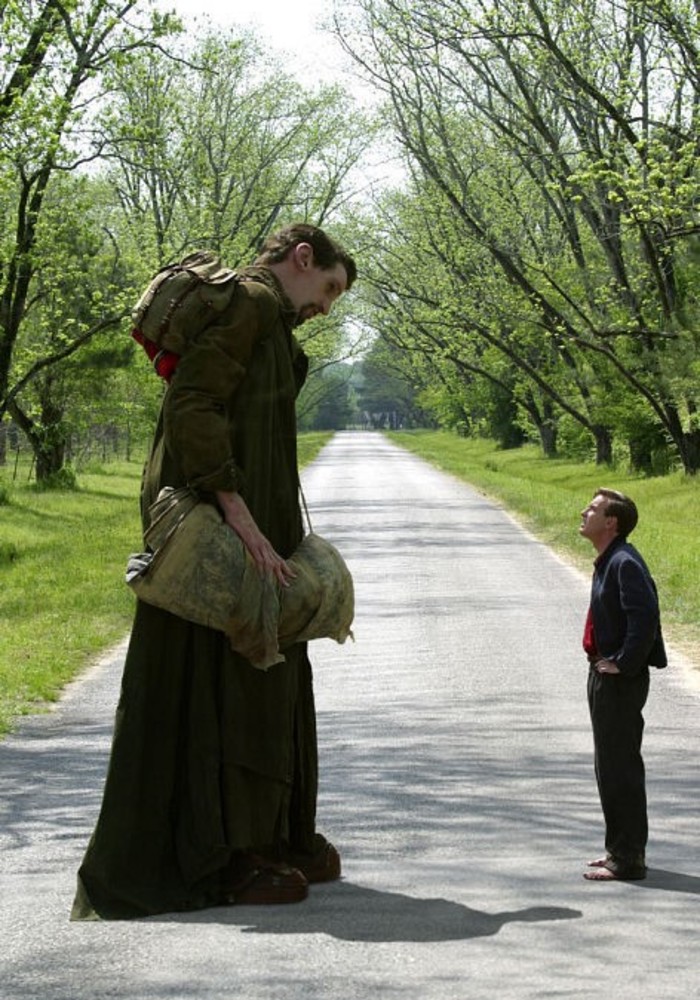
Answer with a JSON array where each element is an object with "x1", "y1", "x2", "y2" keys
[{"x1": 256, "y1": 223, "x2": 357, "y2": 289}]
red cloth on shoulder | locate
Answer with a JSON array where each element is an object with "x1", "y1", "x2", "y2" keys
[{"x1": 131, "y1": 329, "x2": 180, "y2": 383}]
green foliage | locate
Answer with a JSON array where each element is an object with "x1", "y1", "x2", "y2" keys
[
  {"x1": 0, "y1": 0, "x2": 183, "y2": 485},
  {"x1": 343, "y1": 0, "x2": 700, "y2": 471},
  {"x1": 555, "y1": 415, "x2": 599, "y2": 462},
  {"x1": 98, "y1": 29, "x2": 374, "y2": 266},
  {"x1": 1, "y1": 9, "x2": 372, "y2": 483},
  {"x1": 298, "y1": 366, "x2": 357, "y2": 431},
  {"x1": 356, "y1": 338, "x2": 430, "y2": 428},
  {"x1": 97, "y1": 29, "x2": 374, "y2": 379}
]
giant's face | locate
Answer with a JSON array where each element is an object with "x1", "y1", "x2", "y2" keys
[{"x1": 285, "y1": 257, "x2": 348, "y2": 325}]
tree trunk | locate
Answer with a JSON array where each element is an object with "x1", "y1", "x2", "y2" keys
[
  {"x1": 7, "y1": 394, "x2": 67, "y2": 484},
  {"x1": 594, "y1": 425, "x2": 613, "y2": 465},
  {"x1": 628, "y1": 420, "x2": 669, "y2": 474},
  {"x1": 628, "y1": 435, "x2": 653, "y2": 473},
  {"x1": 35, "y1": 428, "x2": 67, "y2": 482},
  {"x1": 538, "y1": 421, "x2": 558, "y2": 457},
  {"x1": 662, "y1": 404, "x2": 700, "y2": 474},
  {"x1": 679, "y1": 429, "x2": 700, "y2": 475},
  {"x1": 521, "y1": 392, "x2": 557, "y2": 456}
]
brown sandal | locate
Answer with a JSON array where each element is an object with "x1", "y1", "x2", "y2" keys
[
  {"x1": 222, "y1": 855, "x2": 308, "y2": 905},
  {"x1": 283, "y1": 836, "x2": 342, "y2": 884}
]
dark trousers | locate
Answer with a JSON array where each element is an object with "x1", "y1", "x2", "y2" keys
[{"x1": 587, "y1": 666, "x2": 650, "y2": 862}]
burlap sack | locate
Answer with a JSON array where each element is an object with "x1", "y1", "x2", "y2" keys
[{"x1": 126, "y1": 487, "x2": 354, "y2": 670}]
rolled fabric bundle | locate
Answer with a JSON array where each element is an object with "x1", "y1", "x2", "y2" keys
[
  {"x1": 281, "y1": 532, "x2": 354, "y2": 648},
  {"x1": 126, "y1": 487, "x2": 354, "y2": 670}
]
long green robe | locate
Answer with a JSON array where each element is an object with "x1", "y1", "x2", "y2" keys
[{"x1": 72, "y1": 268, "x2": 318, "y2": 920}]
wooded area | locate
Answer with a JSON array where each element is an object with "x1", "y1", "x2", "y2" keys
[
  {"x1": 0, "y1": 0, "x2": 375, "y2": 481},
  {"x1": 1, "y1": 0, "x2": 699, "y2": 482},
  {"x1": 341, "y1": 0, "x2": 700, "y2": 472}
]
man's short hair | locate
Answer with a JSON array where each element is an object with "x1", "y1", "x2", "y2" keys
[
  {"x1": 596, "y1": 488, "x2": 638, "y2": 537},
  {"x1": 256, "y1": 222, "x2": 357, "y2": 289}
]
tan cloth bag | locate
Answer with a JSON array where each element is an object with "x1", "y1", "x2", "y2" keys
[{"x1": 126, "y1": 487, "x2": 354, "y2": 670}]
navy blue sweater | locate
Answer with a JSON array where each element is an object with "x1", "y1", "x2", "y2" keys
[{"x1": 590, "y1": 536, "x2": 667, "y2": 676}]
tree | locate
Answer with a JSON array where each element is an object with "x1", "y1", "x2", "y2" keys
[
  {"x1": 357, "y1": 338, "x2": 434, "y2": 429},
  {"x1": 0, "y1": 0, "x2": 178, "y2": 478},
  {"x1": 337, "y1": 0, "x2": 700, "y2": 470},
  {"x1": 358, "y1": 182, "x2": 616, "y2": 456},
  {"x1": 1, "y1": 11, "x2": 374, "y2": 479},
  {"x1": 3, "y1": 170, "x2": 141, "y2": 478},
  {"x1": 98, "y1": 30, "x2": 374, "y2": 267},
  {"x1": 297, "y1": 363, "x2": 357, "y2": 430},
  {"x1": 97, "y1": 28, "x2": 376, "y2": 402}
]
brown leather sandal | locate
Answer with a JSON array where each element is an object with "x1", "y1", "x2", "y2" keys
[
  {"x1": 283, "y1": 835, "x2": 342, "y2": 884},
  {"x1": 221, "y1": 855, "x2": 308, "y2": 905}
]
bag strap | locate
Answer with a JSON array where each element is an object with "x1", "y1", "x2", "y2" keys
[{"x1": 299, "y1": 484, "x2": 313, "y2": 535}]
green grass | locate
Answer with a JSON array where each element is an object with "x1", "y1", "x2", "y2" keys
[
  {"x1": 297, "y1": 431, "x2": 333, "y2": 468},
  {"x1": 387, "y1": 430, "x2": 700, "y2": 663},
  {"x1": 0, "y1": 460, "x2": 142, "y2": 735},
  {"x1": 0, "y1": 431, "x2": 333, "y2": 737}
]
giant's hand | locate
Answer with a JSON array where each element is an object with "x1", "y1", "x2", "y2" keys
[{"x1": 216, "y1": 490, "x2": 296, "y2": 587}]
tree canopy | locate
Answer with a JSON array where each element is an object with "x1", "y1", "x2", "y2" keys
[
  {"x1": 0, "y1": 2, "x2": 374, "y2": 478},
  {"x1": 3, "y1": 0, "x2": 700, "y2": 477},
  {"x1": 337, "y1": 0, "x2": 700, "y2": 472}
]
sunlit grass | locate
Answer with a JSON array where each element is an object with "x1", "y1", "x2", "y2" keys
[
  {"x1": 387, "y1": 430, "x2": 700, "y2": 660},
  {"x1": 297, "y1": 431, "x2": 333, "y2": 468},
  {"x1": 0, "y1": 432, "x2": 333, "y2": 736},
  {"x1": 0, "y1": 460, "x2": 141, "y2": 734}
]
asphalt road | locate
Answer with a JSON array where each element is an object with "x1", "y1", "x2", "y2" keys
[{"x1": 1, "y1": 430, "x2": 699, "y2": 1000}]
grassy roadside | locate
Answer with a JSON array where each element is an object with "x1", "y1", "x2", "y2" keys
[
  {"x1": 0, "y1": 431, "x2": 332, "y2": 736},
  {"x1": 387, "y1": 430, "x2": 700, "y2": 668}
]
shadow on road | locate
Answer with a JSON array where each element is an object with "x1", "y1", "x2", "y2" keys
[
  {"x1": 167, "y1": 880, "x2": 582, "y2": 942},
  {"x1": 635, "y1": 869, "x2": 700, "y2": 895}
]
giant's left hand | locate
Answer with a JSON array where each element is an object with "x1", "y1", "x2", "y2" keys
[{"x1": 216, "y1": 489, "x2": 296, "y2": 587}]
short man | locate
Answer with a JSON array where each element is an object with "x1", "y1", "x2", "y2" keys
[
  {"x1": 579, "y1": 488, "x2": 666, "y2": 882},
  {"x1": 72, "y1": 223, "x2": 356, "y2": 919}
]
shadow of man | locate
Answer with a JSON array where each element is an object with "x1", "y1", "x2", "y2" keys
[
  {"x1": 175, "y1": 880, "x2": 581, "y2": 943},
  {"x1": 635, "y1": 869, "x2": 700, "y2": 895}
]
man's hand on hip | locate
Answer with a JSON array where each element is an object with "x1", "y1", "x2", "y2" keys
[{"x1": 595, "y1": 658, "x2": 621, "y2": 675}]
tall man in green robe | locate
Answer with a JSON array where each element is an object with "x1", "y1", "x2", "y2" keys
[{"x1": 72, "y1": 224, "x2": 357, "y2": 918}]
